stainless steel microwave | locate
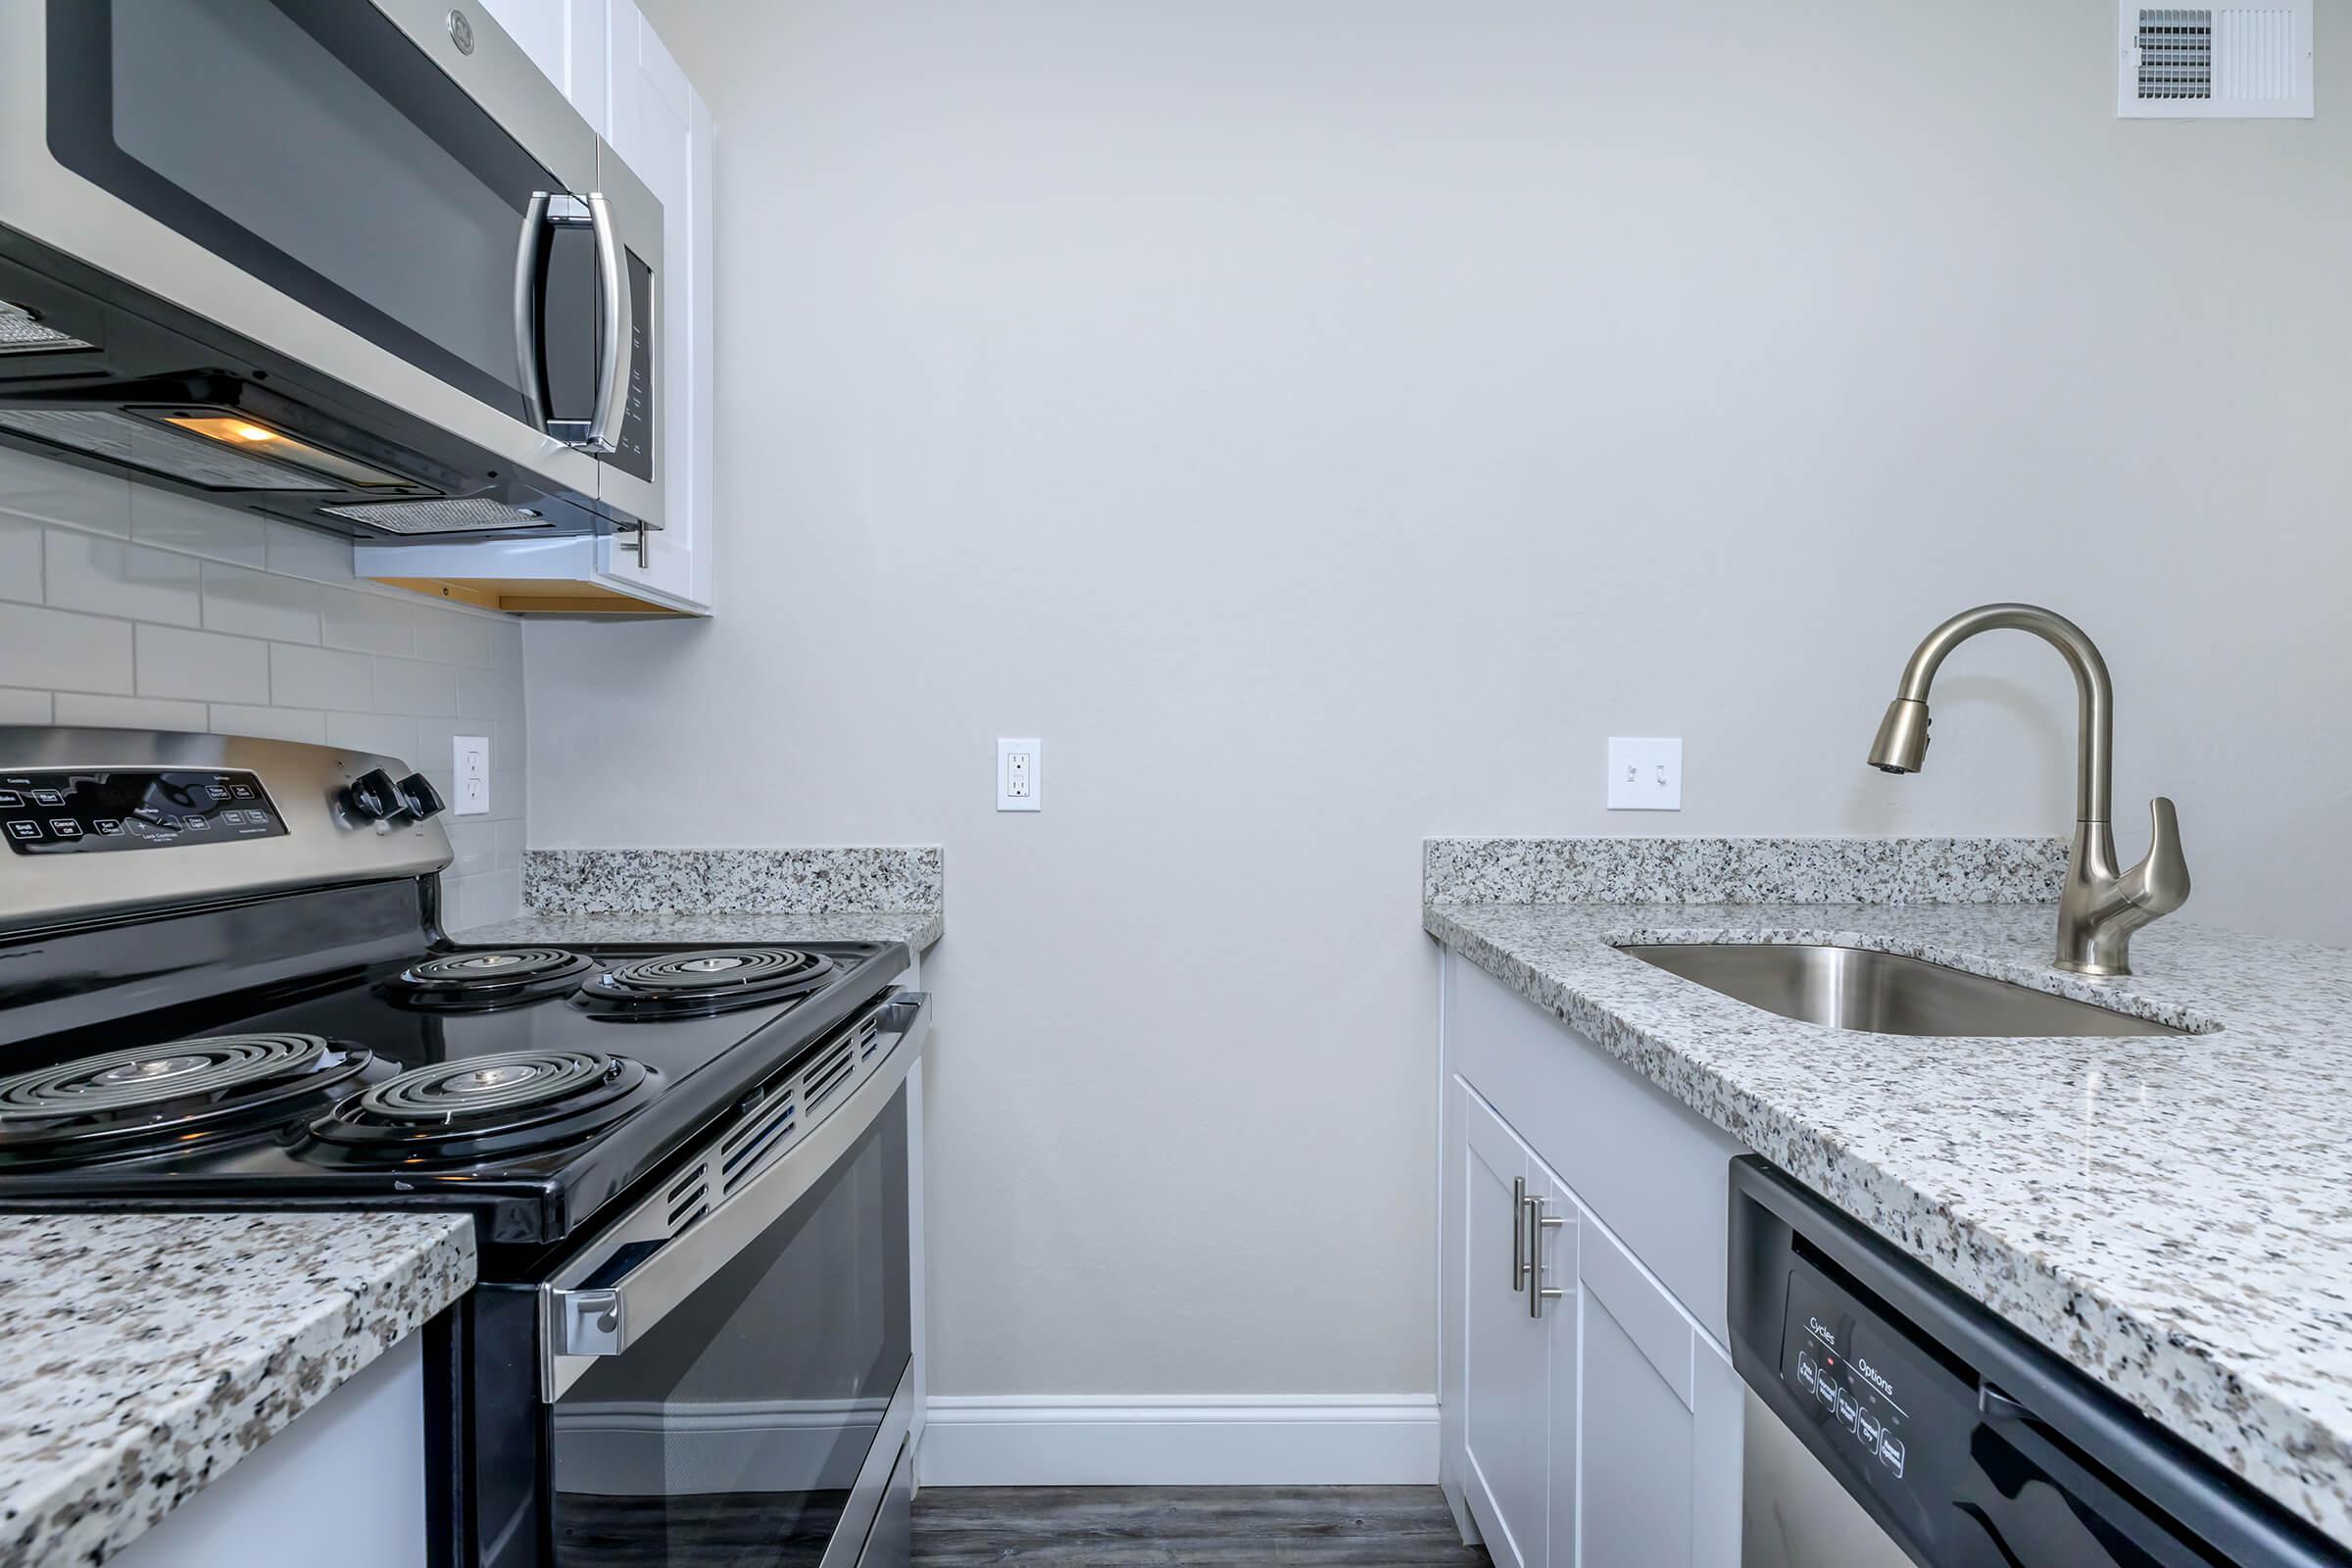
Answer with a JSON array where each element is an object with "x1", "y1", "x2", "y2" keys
[{"x1": 0, "y1": 0, "x2": 661, "y2": 544}]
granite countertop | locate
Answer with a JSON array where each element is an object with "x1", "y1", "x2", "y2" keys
[
  {"x1": 1424, "y1": 896, "x2": 2352, "y2": 1547},
  {"x1": 461, "y1": 906, "x2": 944, "y2": 952},
  {"x1": 470, "y1": 846, "x2": 947, "y2": 953},
  {"x1": 0, "y1": 1211, "x2": 475, "y2": 1568}
]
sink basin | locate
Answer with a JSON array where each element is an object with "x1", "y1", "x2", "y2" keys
[{"x1": 1615, "y1": 943, "x2": 2188, "y2": 1038}]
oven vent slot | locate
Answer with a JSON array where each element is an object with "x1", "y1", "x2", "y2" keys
[
  {"x1": 720, "y1": 1099, "x2": 799, "y2": 1191},
  {"x1": 802, "y1": 1041, "x2": 857, "y2": 1109},
  {"x1": 851, "y1": 1015, "x2": 882, "y2": 1059},
  {"x1": 664, "y1": 1169, "x2": 710, "y2": 1234}
]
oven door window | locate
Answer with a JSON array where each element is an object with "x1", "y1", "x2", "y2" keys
[
  {"x1": 45, "y1": 0, "x2": 601, "y2": 425},
  {"x1": 550, "y1": 1085, "x2": 911, "y2": 1566}
]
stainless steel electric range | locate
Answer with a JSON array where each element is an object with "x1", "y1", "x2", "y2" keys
[{"x1": 0, "y1": 728, "x2": 927, "y2": 1568}]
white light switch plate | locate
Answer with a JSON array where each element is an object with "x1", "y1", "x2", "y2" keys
[
  {"x1": 453, "y1": 734, "x2": 490, "y2": 816},
  {"x1": 997, "y1": 738, "x2": 1041, "y2": 811},
  {"x1": 1607, "y1": 737, "x2": 1682, "y2": 810}
]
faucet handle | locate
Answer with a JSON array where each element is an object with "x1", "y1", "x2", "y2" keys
[{"x1": 2128, "y1": 796, "x2": 2190, "y2": 917}]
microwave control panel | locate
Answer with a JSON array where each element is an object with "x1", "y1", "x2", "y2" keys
[
  {"x1": 0, "y1": 768, "x2": 287, "y2": 855},
  {"x1": 612, "y1": 252, "x2": 655, "y2": 484}
]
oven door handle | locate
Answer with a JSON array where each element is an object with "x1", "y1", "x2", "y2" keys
[{"x1": 540, "y1": 989, "x2": 930, "y2": 1401}]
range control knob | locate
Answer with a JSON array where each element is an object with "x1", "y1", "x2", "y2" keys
[
  {"x1": 347, "y1": 768, "x2": 404, "y2": 823},
  {"x1": 396, "y1": 772, "x2": 447, "y2": 821}
]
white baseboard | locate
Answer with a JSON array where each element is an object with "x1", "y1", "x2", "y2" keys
[{"x1": 916, "y1": 1395, "x2": 1440, "y2": 1488}]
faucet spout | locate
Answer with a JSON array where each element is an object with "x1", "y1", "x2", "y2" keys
[
  {"x1": 1866, "y1": 604, "x2": 2185, "y2": 977},
  {"x1": 1876, "y1": 603, "x2": 2114, "y2": 824}
]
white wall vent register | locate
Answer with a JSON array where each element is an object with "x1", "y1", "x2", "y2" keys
[{"x1": 2117, "y1": 3, "x2": 2313, "y2": 117}]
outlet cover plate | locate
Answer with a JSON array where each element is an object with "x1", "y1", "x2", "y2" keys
[
  {"x1": 1607, "y1": 737, "x2": 1682, "y2": 811},
  {"x1": 997, "y1": 737, "x2": 1041, "y2": 812},
  {"x1": 453, "y1": 734, "x2": 490, "y2": 816}
]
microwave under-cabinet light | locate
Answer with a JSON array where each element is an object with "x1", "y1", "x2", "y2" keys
[{"x1": 157, "y1": 412, "x2": 416, "y2": 489}]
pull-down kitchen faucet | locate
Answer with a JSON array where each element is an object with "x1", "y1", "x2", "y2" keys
[{"x1": 1867, "y1": 603, "x2": 2188, "y2": 977}]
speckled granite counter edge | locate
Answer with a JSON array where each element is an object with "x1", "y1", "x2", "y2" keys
[
  {"x1": 523, "y1": 846, "x2": 943, "y2": 916},
  {"x1": 1422, "y1": 903, "x2": 2352, "y2": 1549},
  {"x1": 459, "y1": 906, "x2": 945, "y2": 953},
  {"x1": 0, "y1": 1212, "x2": 475, "y2": 1568},
  {"x1": 1424, "y1": 835, "x2": 2068, "y2": 906}
]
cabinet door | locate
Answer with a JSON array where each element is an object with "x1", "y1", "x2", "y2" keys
[
  {"x1": 599, "y1": 0, "x2": 713, "y2": 610},
  {"x1": 1459, "y1": 1082, "x2": 1546, "y2": 1568},
  {"x1": 1575, "y1": 1214, "x2": 1742, "y2": 1568},
  {"x1": 1534, "y1": 1167, "x2": 1579, "y2": 1568},
  {"x1": 476, "y1": 0, "x2": 607, "y2": 130}
]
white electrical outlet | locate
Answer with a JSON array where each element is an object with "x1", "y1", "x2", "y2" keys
[
  {"x1": 1607, "y1": 737, "x2": 1682, "y2": 810},
  {"x1": 997, "y1": 738, "x2": 1041, "y2": 812},
  {"x1": 453, "y1": 734, "x2": 490, "y2": 816}
]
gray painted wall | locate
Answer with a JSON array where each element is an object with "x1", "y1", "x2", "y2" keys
[{"x1": 527, "y1": 0, "x2": 2352, "y2": 1398}]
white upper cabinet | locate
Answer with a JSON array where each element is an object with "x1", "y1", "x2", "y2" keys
[
  {"x1": 362, "y1": 0, "x2": 714, "y2": 615},
  {"x1": 599, "y1": 0, "x2": 712, "y2": 610}
]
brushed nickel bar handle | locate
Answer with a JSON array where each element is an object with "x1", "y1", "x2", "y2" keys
[
  {"x1": 1511, "y1": 1175, "x2": 1528, "y2": 1292},
  {"x1": 1529, "y1": 1194, "x2": 1566, "y2": 1320}
]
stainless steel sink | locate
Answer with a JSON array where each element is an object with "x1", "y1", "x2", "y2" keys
[{"x1": 1615, "y1": 943, "x2": 2188, "y2": 1038}]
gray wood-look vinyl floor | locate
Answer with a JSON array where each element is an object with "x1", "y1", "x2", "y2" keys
[{"x1": 911, "y1": 1486, "x2": 1494, "y2": 1565}]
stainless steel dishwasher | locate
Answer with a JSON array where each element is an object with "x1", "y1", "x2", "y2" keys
[{"x1": 1729, "y1": 1157, "x2": 2350, "y2": 1568}]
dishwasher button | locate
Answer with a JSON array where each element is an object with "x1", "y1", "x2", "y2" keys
[
  {"x1": 1857, "y1": 1411, "x2": 1883, "y2": 1449},
  {"x1": 1837, "y1": 1393, "x2": 1859, "y2": 1431},
  {"x1": 1880, "y1": 1435, "x2": 1906, "y2": 1479}
]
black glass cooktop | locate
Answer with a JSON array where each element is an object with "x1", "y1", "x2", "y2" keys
[{"x1": 0, "y1": 938, "x2": 903, "y2": 1249}]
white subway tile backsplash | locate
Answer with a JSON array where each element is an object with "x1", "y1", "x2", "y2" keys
[
  {"x1": 44, "y1": 530, "x2": 203, "y2": 626},
  {"x1": 457, "y1": 662, "x2": 526, "y2": 718},
  {"x1": 319, "y1": 586, "x2": 416, "y2": 656},
  {"x1": 443, "y1": 868, "x2": 522, "y2": 933},
  {"x1": 203, "y1": 563, "x2": 321, "y2": 643},
  {"x1": 129, "y1": 487, "x2": 269, "y2": 567},
  {"x1": 134, "y1": 623, "x2": 270, "y2": 703},
  {"x1": 446, "y1": 820, "x2": 496, "y2": 878},
  {"x1": 0, "y1": 689, "x2": 53, "y2": 724},
  {"x1": 2, "y1": 451, "x2": 526, "y2": 928},
  {"x1": 263, "y1": 520, "x2": 356, "y2": 585},
  {"x1": 208, "y1": 704, "x2": 329, "y2": 743},
  {"x1": 325, "y1": 710, "x2": 417, "y2": 763},
  {"x1": 0, "y1": 516, "x2": 41, "y2": 603},
  {"x1": 270, "y1": 641, "x2": 372, "y2": 710},
  {"x1": 0, "y1": 445, "x2": 130, "y2": 536},
  {"x1": 0, "y1": 603, "x2": 134, "y2": 693},
  {"x1": 373, "y1": 655, "x2": 458, "y2": 716},
  {"x1": 55, "y1": 693, "x2": 210, "y2": 730}
]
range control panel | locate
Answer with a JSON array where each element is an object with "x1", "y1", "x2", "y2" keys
[{"x1": 0, "y1": 768, "x2": 287, "y2": 855}]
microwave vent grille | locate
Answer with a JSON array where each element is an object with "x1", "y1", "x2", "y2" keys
[
  {"x1": 319, "y1": 497, "x2": 555, "y2": 534},
  {"x1": 0, "y1": 302, "x2": 93, "y2": 356}
]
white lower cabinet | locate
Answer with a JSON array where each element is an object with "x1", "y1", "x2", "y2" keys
[
  {"x1": 1442, "y1": 951, "x2": 1748, "y2": 1567},
  {"x1": 1458, "y1": 1082, "x2": 1556, "y2": 1568}
]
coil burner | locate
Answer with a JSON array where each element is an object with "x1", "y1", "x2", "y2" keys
[
  {"x1": 572, "y1": 948, "x2": 838, "y2": 1019},
  {"x1": 0, "y1": 1033, "x2": 380, "y2": 1166},
  {"x1": 305, "y1": 1048, "x2": 659, "y2": 1164},
  {"x1": 382, "y1": 948, "x2": 599, "y2": 1010}
]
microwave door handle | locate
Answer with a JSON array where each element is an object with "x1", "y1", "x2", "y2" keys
[
  {"x1": 539, "y1": 991, "x2": 931, "y2": 1402},
  {"x1": 512, "y1": 192, "x2": 555, "y2": 434},
  {"x1": 584, "y1": 191, "x2": 631, "y2": 455}
]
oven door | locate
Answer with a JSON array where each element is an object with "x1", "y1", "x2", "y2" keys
[
  {"x1": 0, "y1": 0, "x2": 660, "y2": 535},
  {"x1": 542, "y1": 994, "x2": 927, "y2": 1567}
]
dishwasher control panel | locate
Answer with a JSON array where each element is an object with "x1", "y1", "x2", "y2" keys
[{"x1": 1783, "y1": 1274, "x2": 1912, "y2": 1482}]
